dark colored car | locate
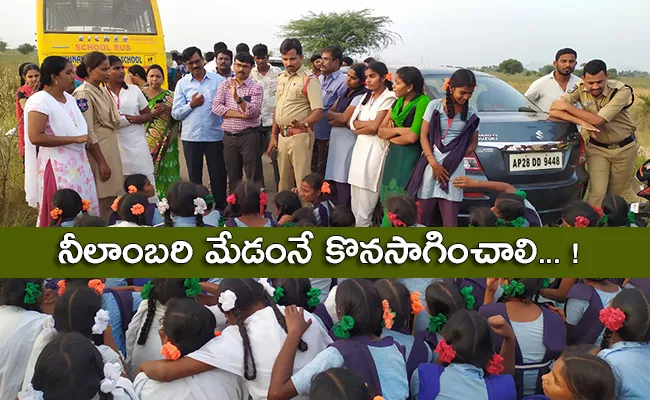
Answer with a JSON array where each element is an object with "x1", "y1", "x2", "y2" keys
[{"x1": 420, "y1": 68, "x2": 587, "y2": 225}]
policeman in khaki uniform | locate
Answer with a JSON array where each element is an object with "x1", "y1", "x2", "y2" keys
[
  {"x1": 267, "y1": 38, "x2": 324, "y2": 192},
  {"x1": 550, "y1": 59, "x2": 637, "y2": 206}
]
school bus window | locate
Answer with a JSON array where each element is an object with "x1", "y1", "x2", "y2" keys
[{"x1": 44, "y1": 0, "x2": 157, "y2": 34}]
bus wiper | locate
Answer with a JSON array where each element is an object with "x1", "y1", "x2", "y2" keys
[{"x1": 518, "y1": 107, "x2": 537, "y2": 112}]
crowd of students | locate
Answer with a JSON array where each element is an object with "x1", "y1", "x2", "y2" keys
[{"x1": 1, "y1": 277, "x2": 648, "y2": 400}]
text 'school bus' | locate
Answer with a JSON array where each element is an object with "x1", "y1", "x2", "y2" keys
[{"x1": 37, "y1": 0, "x2": 167, "y2": 86}]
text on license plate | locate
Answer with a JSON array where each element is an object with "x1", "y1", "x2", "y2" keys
[{"x1": 509, "y1": 152, "x2": 563, "y2": 172}]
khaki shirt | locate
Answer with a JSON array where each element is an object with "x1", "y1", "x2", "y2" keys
[
  {"x1": 274, "y1": 66, "x2": 323, "y2": 128},
  {"x1": 564, "y1": 80, "x2": 636, "y2": 144}
]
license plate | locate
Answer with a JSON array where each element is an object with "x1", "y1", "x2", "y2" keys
[{"x1": 509, "y1": 152, "x2": 563, "y2": 172}]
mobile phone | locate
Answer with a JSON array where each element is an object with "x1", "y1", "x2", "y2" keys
[{"x1": 155, "y1": 99, "x2": 164, "y2": 104}]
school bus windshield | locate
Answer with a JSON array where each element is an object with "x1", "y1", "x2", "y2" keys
[{"x1": 44, "y1": 0, "x2": 157, "y2": 34}]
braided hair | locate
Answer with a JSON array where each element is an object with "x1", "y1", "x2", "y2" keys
[
  {"x1": 335, "y1": 279, "x2": 383, "y2": 337},
  {"x1": 562, "y1": 201, "x2": 600, "y2": 227},
  {"x1": 599, "y1": 288, "x2": 650, "y2": 350},
  {"x1": 440, "y1": 309, "x2": 494, "y2": 369},
  {"x1": 137, "y1": 279, "x2": 193, "y2": 346},
  {"x1": 215, "y1": 279, "x2": 309, "y2": 381},
  {"x1": 50, "y1": 189, "x2": 84, "y2": 226},
  {"x1": 445, "y1": 69, "x2": 476, "y2": 121},
  {"x1": 497, "y1": 278, "x2": 545, "y2": 302},
  {"x1": 374, "y1": 279, "x2": 413, "y2": 331},
  {"x1": 425, "y1": 281, "x2": 465, "y2": 323},
  {"x1": 271, "y1": 278, "x2": 318, "y2": 313},
  {"x1": 223, "y1": 181, "x2": 264, "y2": 218},
  {"x1": 163, "y1": 182, "x2": 205, "y2": 227}
]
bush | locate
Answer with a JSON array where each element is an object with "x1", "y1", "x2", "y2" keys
[
  {"x1": 17, "y1": 44, "x2": 36, "y2": 55},
  {"x1": 539, "y1": 64, "x2": 554, "y2": 76},
  {"x1": 497, "y1": 59, "x2": 524, "y2": 75},
  {"x1": 0, "y1": 41, "x2": 7, "y2": 52}
]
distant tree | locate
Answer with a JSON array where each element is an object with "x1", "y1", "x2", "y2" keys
[
  {"x1": 0, "y1": 40, "x2": 7, "y2": 52},
  {"x1": 607, "y1": 68, "x2": 618, "y2": 79},
  {"x1": 17, "y1": 43, "x2": 36, "y2": 55},
  {"x1": 539, "y1": 64, "x2": 554, "y2": 75},
  {"x1": 497, "y1": 59, "x2": 524, "y2": 75},
  {"x1": 280, "y1": 9, "x2": 402, "y2": 56}
]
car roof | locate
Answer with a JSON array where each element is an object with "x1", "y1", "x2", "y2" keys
[{"x1": 389, "y1": 65, "x2": 493, "y2": 78}]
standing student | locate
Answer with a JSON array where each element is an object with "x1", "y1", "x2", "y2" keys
[
  {"x1": 251, "y1": 43, "x2": 282, "y2": 190},
  {"x1": 564, "y1": 278, "x2": 621, "y2": 346},
  {"x1": 74, "y1": 51, "x2": 123, "y2": 222},
  {"x1": 524, "y1": 48, "x2": 581, "y2": 112},
  {"x1": 172, "y1": 46, "x2": 227, "y2": 210},
  {"x1": 212, "y1": 52, "x2": 264, "y2": 191},
  {"x1": 267, "y1": 38, "x2": 324, "y2": 192},
  {"x1": 15, "y1": 63, "x2": 40, "y2": 160},
  {"x1": 597, "y1": 289, "x2": 650, "y2": 399},
  {"x1": 312, "y1": 46, "x2": 347, "y2": 177},
  {"x1": 0, "y1": 279, "x2": 48, "y2": 400},
  {"x1": 134, "y1": 298, "x2": 248, "y2": 400},
  {"x1": 267, "y1": 279, "x2": 409, "y2": 400},
  {"x1": 406, "y1": 69, "x2": 480, "y2": 227},
  {"x1": 143, "y1": 64, "x2": 181, "y2": 200},
  {"x1": 480, "y1": 279, "x2": 567, "y2": 398},
  {"x1": 137, "y1": 279, "x2": 332, "y2": 400},
  {"x1": 127, "y1": 65, "x2": 147, "y2": 88},
  {"x1": 106, "y1": 56, "x2": 156, "y2": 198},
  {"x1": 347, "y1": 62, "x2": 396, "y2": 226},
  {"x1": 25, "y1": 56, "x2": 99, "y2": 226},
  {"x1": 550, "y1": 59, "x2": 637, "y2": 206},
  {"x1": 378, "y1": 67, "x2": 430, "y2": 205}
]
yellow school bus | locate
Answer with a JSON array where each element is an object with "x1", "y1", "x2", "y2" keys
[{"x1": 36, "y1": 0, "x2": 167, "y2": 85}]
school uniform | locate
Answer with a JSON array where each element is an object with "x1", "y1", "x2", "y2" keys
[
  {"x1": 625, "y1": 279, "x2": 650, "y2": 298},
  {"x1": 0, "y1": 306, "x2": 47, "y2": 400},
  {"x1": 134, "y1": 369, "x2": 248, "y2": 400},
  {"x1": 203, "y1": 210, "x2": 222, "y2": 227},
  {"x1": 189, "y1": 306, "x2": 331, "y2": 400},
  {"x1": 153, "y1": 215, "x2": 216, "y2": 227},
  {"x1": 413, "y1": 329, "x2": 443, "y2": 355},
  {"x1": 312, "y1": 200, "x2": 334, "y2": 227},
  {"x1": 479, "y1": 303, "x2": 566, "y2": 398},
  {"x1": 380, "y1": 328, "x2": 433, "y2": 380},
  {"x1": 292, "y1": 335, "x2": 409, "y2": 399},
  {"x1": 108, "y1": 203, "x2": 163, "y2": 226},
  {"x1": 398, "y1": 278, "x2": 440, "y2": 332},
  {"x1": 599, "y1": 341, "x2": 650, "y2": 399},
  {"x1": 565, "y1": 284, "x2": 621, "y2": 345},
  {"x1": 126, "y1": 299, "x2": 166, "y2": 379},
  {"x1": 411, "y1": 362, "x2": 516, "y2": 400},
  {"x1": 224, "y1": 217, "x2": 278, "y2": 227}
]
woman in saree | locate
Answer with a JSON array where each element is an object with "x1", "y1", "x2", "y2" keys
[{"x1": 141, "y1": 64, "x2": 180, "y2": 199}]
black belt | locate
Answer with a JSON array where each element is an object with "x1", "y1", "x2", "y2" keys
[
  {"x1": 224, "y1": 128, "x2": 256, "y2": 137},
  {"x1": 589, "y1": 134, "x2": 636, "y2": 149}
]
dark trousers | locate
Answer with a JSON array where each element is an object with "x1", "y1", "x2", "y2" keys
[
  {"x1": 182, "y1": 140, "x2": 227, "y2": 210},
  {"x1": 418, "y1": 198, "x2": 461, "y2": 227},
  {"x1": 223, "y1": 128, "x2": 261, "y2": 193},
  {"x1": 332, "y1": 182, "x2": 351, "y2": 208},
  {"x1": 311, "y1": 138, "x2": 329, "y2": 177},
  {"x1": 256, "y1": 125, "x2": 280, "y2": 190}
]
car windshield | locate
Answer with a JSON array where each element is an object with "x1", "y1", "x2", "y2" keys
[{"x1": 423, "y1": 74, "x2": 541, "y2": 113}]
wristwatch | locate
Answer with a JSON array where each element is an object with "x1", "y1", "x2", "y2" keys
[
  {"x1": 303, "y1": 121, "x2": 309, "y2": 129},
  {"x1": 236, "y1": 97, "x2": 244, "y2": 104}
]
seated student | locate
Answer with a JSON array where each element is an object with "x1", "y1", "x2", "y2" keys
[
  {"x1": 564, "y1": 278, "x2": 621, "y2": 346},
  {"x1": 374, "y1": 279, "x2": 433, "y2": 379},
  {"x1": 0, "y1": 279, "x2": 48, "y2": 400},
  {"x1": 137, "y1": 279, "x2": 332, "y2": 400},
  {"x1": 443, "y1": 278, "x2": 486, "y2": 311},
  {"x1": 111, "y1": 193, "x2": 151, "y2": 227},
  {"x1": 268, "y1": 278, "x2": 323, "y2": 326},
  {"x1": 309, "y1": 368, "x2": 372, "y2": 400},
  {"x1": 415, "y1": 281, "x2": 468, "y2": 352},
  {"x1": 196, "y1": 184, "x2": 222, "y2": 227},
  {"x1": 126, "y1": 278, "x2": 205, "y2": 377},
  {"x1": 274, "y1": 190, "x2": 303, "y2": 226},
  {"x1": 50, "y1": 188, "x2": 91, "y2": 227},
  {"x1": 290, "y1": 207, "x2": 318, "y2": 226},
  {"x1": 623, "y1": 278, "x2": 650, "y2": 299},
  {"x1": 454, "y1": 176, "x2": 541, "y2": 226},
  {"x1": 74, "y1": 214, "x2": 107, "y2": 227},
  {"x1": 411, "y1": 310, "x2": 517, "y2": 400},
  {"x1": 298, "y1": 174, "x2": 335, "y2": 227},
  {"x1": 22, "y1": 287, "x2": 125, "y2": 388},
  {"x1": 384, "y1": 196, "x2": 423, "y2": 227},
  {"x1": 559, "y1": 201, "x2": 600, "y2": 227},
  {"x1": 597, "y1": 289, "x2": 650, "y2": 400},
  {"x1": 601, "y1": 194, "x2": 642, "y2": 227},
  {"x1": 109, "y1": 174, "x2": 163, "y2": 226},
  {"x1": 157, "y1": 182, "x2": 214, "y2": 227},
  {"x1": 329, "y1": 206, "x2": 355, "y2": 227},
  {"x1": 55, "y1": 279, "x2": 142, "y2": 360},
  {"x1": 134, "y1": 298, "x2": 248, "y2": 400},
  {"x1": 480, "y1": 279, "x2": 566, "y2": 398},
  {"x1": 524, "y1": 345, "x2": 616, "y2": 400},
  {"x1": 19, "y1": 332, "x2": 138, "y2": 400},
  {"x1": 223, "y1": 182, "x2": 279, "y2": 227},
  {"x1": 268, "y1": 279, "x2": 409, "y2": 400}
]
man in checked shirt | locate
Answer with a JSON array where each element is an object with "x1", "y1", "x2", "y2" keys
[{"x1": 212, "y1": 52, "x2": 264, "y2": 192}]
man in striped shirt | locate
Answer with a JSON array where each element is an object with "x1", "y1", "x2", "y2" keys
[{"x1": 212, "y1": 52, "x2": 264, "y2": 192}]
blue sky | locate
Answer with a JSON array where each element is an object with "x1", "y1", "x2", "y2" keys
[{"x1": 3, "y1": 0, "x2": 649, "y2": 71}]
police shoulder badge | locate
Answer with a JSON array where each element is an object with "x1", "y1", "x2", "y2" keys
[
  {"x1": 76, "y1": 98, "x2": 89, "y2": 113},
  {"x1": 567, "y1": 84, "x2": 578, "y2": 94}
]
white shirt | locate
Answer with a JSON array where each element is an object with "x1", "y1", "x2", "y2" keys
[
  {"x1": 524, "y1": 72, "x2": 582, "y2": 113},
  {"x1": 109, "y1": 84, "x2": 154, "y2": 175},
  {"x1": 134, "y1": 370, "x2": 248, "y2": 400},
  {"x1": 205, "y1": 60, "x2": 217, "y2": 74},
  {"x1": 250, "y1": 66, "x2": 282, "y2": 127}
]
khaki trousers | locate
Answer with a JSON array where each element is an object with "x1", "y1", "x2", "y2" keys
[
  {"x1": 277, "y1": 132, "x2": 314, "y2": 192},
  {"x1": 98, "y1": 196, "x2": 117, "y2": 223},
  {"x1": 585, "y1": 140, "x2": 638, "y2": 206}
]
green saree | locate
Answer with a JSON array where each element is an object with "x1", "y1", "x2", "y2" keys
[{"x1": 145, "y1": 90, "x2": 180, "y2": 199}]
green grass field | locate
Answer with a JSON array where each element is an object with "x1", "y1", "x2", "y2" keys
[{"x1": 0, "y1": 53, "x2": 648, "y2": 226}]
